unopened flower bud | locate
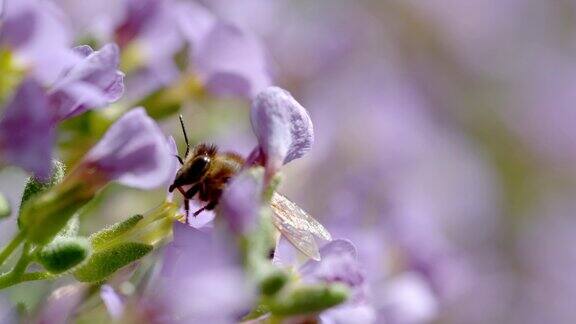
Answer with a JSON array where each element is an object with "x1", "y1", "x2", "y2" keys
[
  {"x1": 36, "y1": 237, "x2": 91, "y2": 274},
  {"x1": 269, "y1": 283, "x2": 349, "y2": 316}
]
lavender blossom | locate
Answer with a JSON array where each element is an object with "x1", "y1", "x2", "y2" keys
[
  {"x1": 249, "y1": 86, "x2": 314, "y2": 175},
  {"x1": 78, "y1": 107, "x2": 173, "y2": 190},
  {"x1": 113, "y1": 0, "x2": 183, "y2": 100},
  {"x1": 0, "y1": 79, "x2": 54, "y2": 179},
  {"x1": 114, "y1": 0, "x2": 161, "y2": 47},
  {"x1": 48, "y1": 43, "x2": 125, "y2": 122},
  {"x1": 192, "y1": 22, "x2": 272, "y2": 98},
  {"x1": 0, "y1": 0, "x2": 77, "y2": 85},
  {"x1": 157, "y1": 222, "x2": 254, "y2": 323},
  {"x1": 298, "y1": 240, "x2": 376, "y2": 323},
  {"x1": 174, "y1": 1, "x2": 271, "y2": 98},
  {"x1": 299, "y1": 240, "x2": 367, "y2": 298}
]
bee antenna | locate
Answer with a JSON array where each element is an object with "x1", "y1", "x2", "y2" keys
[{"x1": 179, "y1": 114, "x2": 190, "y2": 157}]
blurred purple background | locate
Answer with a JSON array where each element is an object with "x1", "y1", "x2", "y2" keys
[{"x1": 2, "y1": 0, "x2": 576, "y2": 323}]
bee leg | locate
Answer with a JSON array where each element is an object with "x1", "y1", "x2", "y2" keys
[
  {"x1": 192, "y1": 206, "x2": 205, "y2": 217},
  {"x1": 193, "y1": 201, "x2": 217, "y2": 217},
  {"x1": 184, "y1": 199, "x2": 190, "y2": 224},
  {"x1": 174, "y1": 155, "x2": 184, "y2": 165},
  {"x1": 184, "y1": 184, "x2": 200, "y2": 199},
  {"x1": 204, "y1": 200, "x2": 218, "y2": 211}
]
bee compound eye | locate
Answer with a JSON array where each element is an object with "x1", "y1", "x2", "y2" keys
[{"x1": 191, "y1": 155, "x2": 210, "y2": 172}]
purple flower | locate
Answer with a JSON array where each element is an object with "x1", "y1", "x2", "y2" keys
[
  {"x1": 275, "y1": 239, "x2": 376, "y2": 323},
  {"x1": 78, "y1": 107, "x2": 173, "y2": 190},
  {"x1": 192, "y1": 22, "x2": 272, "y2": 98},
  {"x1": 114, "y1": 0, "x2": 161, "y2": 47},
  {"x1": 48, "y1": 43, "x2": 125, "y2": 122},
  {"x1": 113, "y1": 0, "x2": 184, "y2": 100},
  {"x1": 0, "y1": 0, "x2": 78, "y2": 85},
  {"x1": 36, "y1": 284, "x2": 86, "y2": 323},
  {"x1": 173, "y1": 0, "x2": 216, "y2": 46},
  {"x1": 0, "y1": 79, "x2": 54, "y2": 179},
  {"x1": 249, "y1": 86, "x2": 314, "y2": 175},
  {"x1": 219, "y1": 169, "x2": 264, "y2": 235},
  {"x1": 100, "y1": 285, "x2": 124, "y2": 320},
  {"x1": 299, "y1": 240, "x2": 366, "y2": 299},
  {"x1": 156, "y1": 222, "x2": 254, "y2": 323}
]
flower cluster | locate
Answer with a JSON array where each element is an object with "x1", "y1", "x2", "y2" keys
[
  {"x1": 4, "y1": 0, "x2": 567, "y2": 323},
  {"x1": 0, "y1": 0, "x2": 369, "y2": 322}
]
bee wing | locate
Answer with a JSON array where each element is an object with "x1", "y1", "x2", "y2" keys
[
  {"x1": 272, "y1": 217, "x2": 321, "y2": 261},
  {"x1": 270, "y1": 192, "x2": 332, "y2": 261},
  {"x1": 270, "y1": 192, "x2": 332, "y2": 241}
]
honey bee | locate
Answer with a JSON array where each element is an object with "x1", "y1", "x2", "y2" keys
[{"x1": 170, "y1": 115, "x2": 332, "y2": 260}]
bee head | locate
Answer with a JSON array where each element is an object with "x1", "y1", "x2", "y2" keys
[
  {"x1": 169, "y1": 154, "x2": 212, "y2": 192},
  {"x1": 188, "y1": 154, "x2": 211, "y2": 178}
]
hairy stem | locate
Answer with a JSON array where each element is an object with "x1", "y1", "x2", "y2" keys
[
  {"x1": 0, "y1": 271, "x2": 54, "y2": 289},
  {"x1": 0, "y1": 232, "x2": 24, "y2": 268},
  {"x1": 12, "y1": 242, "x2": 32, "y2": 277}
]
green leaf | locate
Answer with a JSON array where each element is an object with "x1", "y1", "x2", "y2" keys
[
  {"x1": 0, "y1": 193, "x2": 11, "y2": 219},
  {"x1": 36, "y1": 237, "x2": 91, "y2": 274},
  {"x1": 89, "y1": 214, "x2": 143, "y2": 251},
  {"x1": 269, "y1": 283, "x2": 349, "y2": 316},
  {"x1": 73, "y1": 242, "x2": 152, "y2": 282}
]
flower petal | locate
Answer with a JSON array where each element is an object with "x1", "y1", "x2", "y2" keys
[
  {"x1": 194, "y1": 23, "x2": 271, "y2": 98},
  {"x1": 0, "y1": 78, "x2": 54, "y2": 179},
  {"x1": 0, "y1": 0, "x2": 77, "y2": 85},
  {"x1": 36, "y1": 284, "x2": 85, "y2": 323},
  {"x1": 100, "y1": 285, "x2": 124, "y2": 320},
  {"x1": 219, "y1": 168, "x2": 264, "y2": 235},
  {"x1": 49, "y1": 43, "x2": 125, "y2": 121},
  {"x1": 299, "y1": 239, "x2": 364, "y2": 289},
  {"x1": 250, "y1": 86, "x2": 314, "y2": 173},
  {"x1": 158, "y1": 223, "x2": 254, "y2": 322},
  {"x1": 82, "y1": 107, "x2": 172, "y2": 189}
]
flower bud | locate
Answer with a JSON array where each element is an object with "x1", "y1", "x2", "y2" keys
[
  {"x1": 19, "y1": 160, "x2": 66, "y2": 217},
  {"x1": 259, "y1": 266, "x2": 288, "y2": 296},
  {"x1": 36, "y1": 237, "x2": 91, "y2": 274},
  {"x1": 74, "y1": 242, "x2": 152, "y2": 282},
  {"x1": 89, "y1": 214, "x2": 143, "y2": 250},
  {"x1": 268, "y1": 283, "x2": 349, "y2": 316},
  {"x1": 19, "y1": 182, "x2": 94, "y2": 245}
]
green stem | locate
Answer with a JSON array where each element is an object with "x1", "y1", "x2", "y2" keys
[
  {"x1": 0, "y1": 232, "x2": 24, "y2": 267},
  {"x1": 0, "y1": 271, "x2": 54, "y2": 289},
  {"x1": 12, "y1": 243, "x2": 32, "y2": 277}
]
